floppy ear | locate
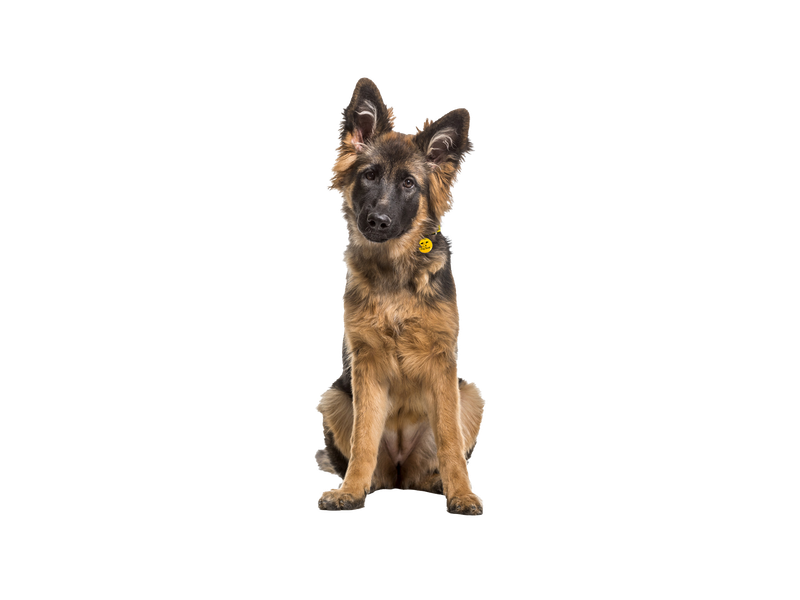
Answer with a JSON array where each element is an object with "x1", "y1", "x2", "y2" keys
[
  {"x1": 340, "y1": 78, "x2": 394, "y2": 151},
  {"x1": 414, "y1": 108, "x2": 472, "y2": 169}
]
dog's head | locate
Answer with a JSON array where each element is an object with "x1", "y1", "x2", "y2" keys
[{"x1": 331, "y1": 78, "x2": 471, "y2": 246}]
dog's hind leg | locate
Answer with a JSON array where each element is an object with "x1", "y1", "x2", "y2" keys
[
  {"x1": 457, "y1": 379, "x2": 484, "y2": 460},
  {"x1": 314, "y1": 425, "x2": 348, "y2": 478},
  {"x1": 316, "y1": 384, "x2": 353, "y2": 478}
]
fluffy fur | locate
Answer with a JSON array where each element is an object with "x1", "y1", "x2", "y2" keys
[{"x1": 316, "y1": 78, "x2": 484, "y2": 515}]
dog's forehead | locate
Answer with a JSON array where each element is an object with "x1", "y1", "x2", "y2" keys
[{"x1": 364, "y1": 132, "x2": 426, "y2": 175}]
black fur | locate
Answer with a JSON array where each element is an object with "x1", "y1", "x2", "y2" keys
[
  {"x1": 331, "y1": 338, "x2": 353, "y2": 396},
  {"x1": 425, "y1": 236, "x2": 457, "y2": 303},
  {"x1": 323, "y1": 427, "x2": 349, "y2": 478},
  {"x1": 351, "y1": 138, "x2": 423, "y2": 242}
]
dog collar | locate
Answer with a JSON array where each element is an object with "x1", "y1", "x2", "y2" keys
[{"x1": 419, "y1": 226, "x2": 441, "y2": 253}]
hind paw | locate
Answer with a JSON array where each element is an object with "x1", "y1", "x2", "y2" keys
[
  {"x1": 318, "y1": 489, "x2": 366, "y2": 511},
  {"x1": 447, "y1": 493, "x2": 483, "y2": 515}
]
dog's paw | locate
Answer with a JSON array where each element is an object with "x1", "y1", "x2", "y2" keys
[
  {"x1": 318, "y1": 489, "x2": 366, "y2": 511},
  {"x1": 447, "y1": 493, "x2": 483, "y2": 515}
]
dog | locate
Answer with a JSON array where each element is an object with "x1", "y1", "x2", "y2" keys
[{"x1": 316, "y1": 78, "x2": 485, "y2": 515}]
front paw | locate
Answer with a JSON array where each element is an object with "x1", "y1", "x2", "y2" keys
[
  {"x1": 447, "y1": 492, "x2": 483, "y2": 515},
  {"x1": 318, "y1": 489, "x2": 366, "y2": 511}
]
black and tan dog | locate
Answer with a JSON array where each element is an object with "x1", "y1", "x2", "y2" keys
[{"x1": 316, "y1": 78, "x2": 484, "y2": 515}]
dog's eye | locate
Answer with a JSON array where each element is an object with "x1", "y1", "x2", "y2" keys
[
  {"x1": 364, "y1": 171, "x2": 376, "y2": 181},
  {"x1": 403, "y1": 178, "x2": 415, "y2": 189}
]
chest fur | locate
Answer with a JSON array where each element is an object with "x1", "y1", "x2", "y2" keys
[{"x1": 343, "y1": 290, "x2": 459, "y2": 379}]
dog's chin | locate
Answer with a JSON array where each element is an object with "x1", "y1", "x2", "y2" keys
[
  {"x1": 357, "y1": 222, "x2": 410, "y2": 243},
  {"x1": 359, "y1": 229, "x2": 393, "y2": 243}
]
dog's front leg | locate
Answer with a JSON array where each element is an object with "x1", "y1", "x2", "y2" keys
[
  {"x1": 318, "y1": 353, "x2": 388, "y2": 511},
  {"x1": 431, "y1": 366, "x2": 483, "y2": 515}
]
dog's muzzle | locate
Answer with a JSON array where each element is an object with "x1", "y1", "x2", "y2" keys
[{"x1": 360, "y1": 211, "x2": 393, "y2": 242}]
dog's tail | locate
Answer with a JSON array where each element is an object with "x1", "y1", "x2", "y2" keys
[{"x1": 315, "y1": 448, "x2": 338, "y2": 475}]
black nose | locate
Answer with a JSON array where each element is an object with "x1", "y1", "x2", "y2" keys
[{"x1": 367, "y1": 212, "x2": 392, "y2": 230}]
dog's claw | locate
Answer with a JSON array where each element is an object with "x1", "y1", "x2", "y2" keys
[
  {"x1": 318, "y1": 489, "x2": 366, "y2": 511},
  {"x1": 447, "y1": 493, "x2": 483, "y2": 515}
]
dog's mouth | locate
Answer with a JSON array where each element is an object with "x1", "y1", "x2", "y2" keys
[
  {"x1": 358, "y1": 225, "x2": 409, "y2": 243},
  {"x1": 359, "y1": 228, "x2": 392, "y2": 243}
]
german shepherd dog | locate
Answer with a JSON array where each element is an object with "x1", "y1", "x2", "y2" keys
[{"x1": 316, "y1": 78, "x2": 485, "y2": 515}]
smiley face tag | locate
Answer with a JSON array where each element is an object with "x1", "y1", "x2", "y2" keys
[{"x1": 419, "y1": 238, "x2": 433, "y2": 253}]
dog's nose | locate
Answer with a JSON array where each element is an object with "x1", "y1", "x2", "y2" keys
[{"x1": 367, "y1": 212, "x2": 392, "y2": 230}]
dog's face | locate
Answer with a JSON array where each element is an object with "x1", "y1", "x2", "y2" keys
[
  {"x1": 351, "y1": 134, "x2": 426, "y2": 242},
  {"x1": 331, "y1": 79, "x2": 472, "y2": 245}
]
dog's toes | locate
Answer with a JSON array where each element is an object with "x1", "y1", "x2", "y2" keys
[
  {"x1": 447, "y1": 493, "x2": 483, "y2": 516},
  {"x1": 318, "y1": 489, "x2": 366, "y2": 511}
]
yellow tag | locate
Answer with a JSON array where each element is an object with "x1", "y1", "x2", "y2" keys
[{"x1": 419, "y1": 238, "x2": 433, "y2": 253}]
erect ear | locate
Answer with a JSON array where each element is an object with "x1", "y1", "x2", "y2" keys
[
  {"x1": 414, "y1": 108, "x2": 472, "y2": 169},
  {"x1": 340, "y1": 78, "x2": 394, "y2": 151}
]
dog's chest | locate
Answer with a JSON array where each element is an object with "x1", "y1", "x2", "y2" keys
[
  {"x1": 347, "y1": 292, "x2": 423, "y2": 341},
  {"x1": 371, "y1": 297, "x2": 419, "y2": 342}
]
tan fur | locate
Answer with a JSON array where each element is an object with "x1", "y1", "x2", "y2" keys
[{"x1": 318, "y1": 79, "x2": 483, "y2": 515}]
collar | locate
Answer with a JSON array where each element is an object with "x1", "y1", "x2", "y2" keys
[{"x1": 418, "y1": 226, "x2": 441, "y2": 253}]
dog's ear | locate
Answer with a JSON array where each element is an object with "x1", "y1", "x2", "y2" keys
[
  {"x1": 341, "y1": 78, "x2": 394, "y2": 151},
  {"x1": 414, "y1": 109, "x2": 472, "y2": 169}
]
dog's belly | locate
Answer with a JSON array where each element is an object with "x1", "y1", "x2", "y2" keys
[{"x1": 381, "y1": 421, "x2": 423, "y2": 466}]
